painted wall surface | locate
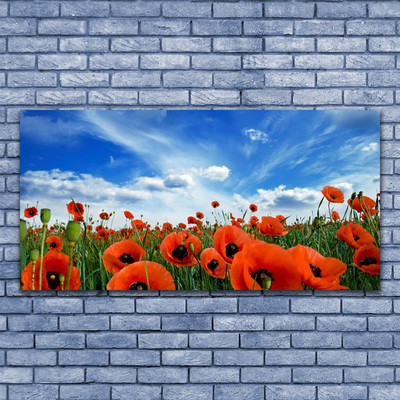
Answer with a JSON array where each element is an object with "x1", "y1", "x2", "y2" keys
[{"x1": 0, "y1": 0, "x2": 399, "y2": 398}]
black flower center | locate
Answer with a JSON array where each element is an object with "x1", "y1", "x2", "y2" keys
[
  {"x1": 353, "y1": 235, "x2": 360, "y2": 241},
  {"x1": 29, "y1": 210, "x2": 35, "y2": 216},
  {"x1": 50, "y1": 241, "x2": 57, "y2": 249},
  {"x1": 119, "y1": 253, "x2": 135, "y2": 264},
  {"x1": 225, "y1": 242, "x2": 239, "y2": 259},
  {"x1": 330, "y1": 194, "x2": 335, "y2": 199},
  {"x1": 207, "y1": 259, "x2": 219, "y2": 272},
  {"x1": 359, "y1": 256, "x2": 377, "y2": 266},
  {"x1": 171, "y1": 244, "x2": 189, "y2": 260},
  {"x1": 310, "y1": 264, "x2": 322, "y2": 278},
  {"x1": 46, "y1": 270, "x2": 60, "y2": 290},
  {"x1": 129, "y1": 281, "x2": 148, "y2": 290},
  {"x1": 250, "y1": 268, "x2": 274, "y2": 289}
]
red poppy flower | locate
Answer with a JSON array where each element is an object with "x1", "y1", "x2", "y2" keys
[
  {"x1": 258, "y1": 216, "x2": 288, "y2": 237},
  {"x1": 213, "y1": 225, "x2": 251, "y2": 264},
  {"x1": 276, "y1": 215, "x2": 286, "y2": 224},
  {"x1": 331, "y1": 211, "x2": 340, "y2": 221},
  {"x1": 187, "y1": 216, "x2": 196, "y2": 225},
  {"x1": 249, "y1": 204, "x2": 258, "y2": 212},
  {"x1": 211, "y1": 201, "x2": 220, "y2": 208},
  {"x1": 321, "y1": 186, "x2": 344, "y2": 203},
  {"x1": 336, "y1": 223, "x2": 375, "y2": 249},
  {"x1": 178, "y1": 223, "x2": 187, "y2": 229},
  {"x1": 347, "y1": 196, "x2": 375, "y2": 213},
  {"x1": 67, "y1": 201, "x2": 84, "y2": 217},
  {"x1": 46, "y1": 236, "x2": 62, "y2": 252},
  {"x1": 288, "y1": 244, "x2": 347, "y2": 290},
  {"x1": 353, "y1": 244, "x2": 380, "y2": 275},
  {"x1": 196, "y1": 212, "x2": 204, "y2": 220},
  {"x1": 96, "y1": 229, "x2": 109, "y2": 240},
  {"x1": 200, "y1": 248, "x2": 229, "y2": 279},
  {"x1": 103, "y1": 239, "x2": 146, "y2": 274},
  {"x1": 124, "y1": 211, "x2": 134, "y2": 220},
  {"x1": 160, "y1": 231, "x2": 202, "y2": 267},
  {"x1": 24, "y1": 207, "x2": 38, "y2": 218},
  {"x1": 99, "y1": 212, "x2": 109, "y2": 220},
  {"x1": 73, "y1": 214, "x2": 84, "y2": 222},
  {"x1": 230, "y1": 240, "x2": 303, "y2": 290},
  {"x1": 162, "y1": 222, "x2": 173, "y2": 232},
  {"x1": 361, "y1": 209, "x2": 379, "y2": 220},
  {"x1": 131, "y1": 219, "x2": 146, "y2": 231},
  {"x1": 21, "y1": 252, "x2": 80, "y2": 290},
  {"x1": 107, "y1": 261, "x2": 175, "y2": 290}
]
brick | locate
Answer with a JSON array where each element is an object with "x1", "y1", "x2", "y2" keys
[
  {"x1": 112, "y1": 385, "x2": 161, "y2": 400},
  {"x1": 265, "y1": 350, "x2": 315, "y2": 365},
  {"x1": 193, "y1": 20, "x2": 241, "y2": 36},
  {"x1": 112, "y1": 2, "x2": 159, "y2": 17},
  {"x1": 162, "y1": 38, "x2": 211, "y2": 53},
  {"x1": 343, "y1": 299, "x2": 391, "y2": 314},
  {"x1": 318, "y1": 386, "x2": 367, "y2": 400},
  {"x1": 189, "y1": 333, "x2": 239, "y2": 348},
  {"x1": 295, "y1": 20, "x2": 344, "y2": 36},
  {"x1": 345, "y1": 368, "x2": 393, "y2": 383},
  {"x1": 60, "y1": 315, "x2": 109, "y2": 331},
  {"x1": 343, "y1": 333, "x2": 392, "y2": 349},
  {"x1": 317, "y1": 316, "x2": 366, "y2": 331},
  {"x1": 35, "y1": 367, "x2": 84, "y2": 383},
  {"x1": 239, "y1": 297, "x2": 288, "y2": 313},
  {"x1": 139, "y1": 90, "x2": 188, "y2": 105},
  {"x1": 59, "y1": 350, "x2": 109, "y2": 366},
  {"x1": 90, "y1": 54, "x2": 138, "y2": 70},
  {"x1": 292, "y1": 298, "x2": 340, "y2": 313},
  {"x1": 7, "y1": 349, "x2": 56, "y2": 366},
  {"x1": 317, "y1": 3, "x2": 366, "y2": 18},
  {"x1": 90, "y1": 19, "x2": 138, "y2": 35},
  {"x1": 141, "y1": 21, "x2": 189, "y2": 36},
  {"x1": 9, "y1": 385, "x2": 58, "y2": 400},
  {"x1": 37, "y1": 90, "x2": 86, "y2": 105},
  {"x1": 39, "y1": 19, "x2": 86, "y2": 35},
  {"x1": 36, "y1": 333, "x2": 85, "y2": 349},
  {"x1": 214, "y1": 350, "x2": 263, "y2": 366},
  {"x1": 215, "y1": 385, "x2": 264, "y2": 400},
  {"x1": 60, "y1": 38, "x2": 108, "y2": 52},
  {"x1": 5, "y1": 245, "x2": 19, "y2": 259},
  {"x1": 264, "y1": 37, "x2": 314, "y2": 52},
  {"x1": 61, "y1": 72, "x2": 109, "y2": 87},
  {"x1": 8, "y1": 72, "x2": 57, "y2": 88},
  {"x1": 293, "y1": 368, "x2": 342, "y2": 383},
  {"x1": 265, "y1": 315, "x2": 315, "y2": 331},
  {"x1": 344, "y1": 90, "x2": 393, "y2": 105},
  {"x1": 242, "y1": 367, "x2": 291, "y2": 383},
  {"x1": 369, "y1": 316, "x2": 400, "y2": 331},
  {"x1": 62, "y1": 2, "x2": 110, "y2": 17},
  {"x1": 191, "y1": 90, "x2": 239, "y2": 106},
  {"x1": 370, "y1": 38, "x2": 400, "y2": 53},
  {"x1": 265, "y1": 386, "x2": 316, "y2": 400},
  {"x1": 162, "y1": 315, "x2": 211, "y2": 331},
  {"x1": 295, "y1": 55, "x2": 344, "y2": 69},
  {"x1": 213, "y1": 3, "x2": 262, "y2": 18},
  {"x1": 163, "y1": 2, "x2": 209, "y2": 18},
  {"x1": 0, "y1": 333, "x2": 33, "y2": 348},
  {"x1": 139, "y1": 333, "x2": 187, "y2": 349},
  {"x1": 11, "y1": 2, "x2": 59, "y2": 17},
  {"x1": 111, "y1": 315, "x2": 160, "y2": 330},
  {"x1": 9, "y1": 37, "x2": 57, "y2": 53},
  {"x1": 111, "y1": 38, "x2": 160, "y2": 52},
  {"x1": 242, "y1": 89, "x2": 291, "y2": 105},
  {"x1": 87, "y1": 332, "x2": 137, "y2": 349},
  {"x1": 265, "y1": 72, "x2": 314, "y2": 88},
  {"x1": 138, "y1": 367, "x2": 187, "y2": 383},
  {"x1": 214, "y1": 38, "x2": 262, "y2": 53},
  {"x1": 163, "y1": 385, "x2": 212, "y2": 400},
  {"x1": 141, "y1": 54, "x2": 189, "y2": 69},
  {"x1": 60, "y1": 385, "x2": 111, "y2": 400},
  {"x1": 187, "y1": 298, "x2": 236, "y2": 313},
  {"x1": 347, "y1": 20, "x2": 395, "y2": 36},
  {"x1": 0, "y1": 367, "x2": 33, "y2": 383},
  {"x1": 0, "y1": 297, "x2": 31, "y2": 313},
  {"x1": 0, "y1": 19, "x2": 36, "y2": 36},
  {"x1": 369, "y1": 350, "x2": 400, "y2": 366},
  {"x1": 346, "y1": 55, "x2": 395, "y2": 69},
  {"x1": 370, "y1": 71, "x2": 400, "y2": 87},
  {"x1": 33, "y1": 298, "x2": 83, "y2": 313},
  {"x1": 241, "y1": 332, "x2": 290, "y2": 349},
  {"x1": 8, "y1": 315, "x2": 57, "y2": 331},
  {"x1": 162, "y1": 350, "x2": 211, "y2": 366},
  {"x1": 318, "y1": 350, "x2": 366, "y2": 366},
  {"x1": 0, "y1": 55, "x2": 35, "y2": 70},
  {"x1": 264, "y1": 2, "x2": 314, "y2": 18},
  {"x1": 244, "y1": 21, "x2": 292, "y2": 36},
  {"x1": 38, "y1": 54, "x2": 87, "y2": 70},
  {"x1": 214, "y1": 315, "x2": 263, "y2": 331},
  {"x1": 163, "y1": 71, "x2": 211, "y2": 88},
  {"x1": 369, "y1": 3, "x2": 400, "y2": 18},
  {"x1": 190, "y1": 367, "x2": 239, "y2": 383},
  {"x1": 318, "y1": 72, "x2": 366, "y2": 87},
  {"x1": 318, "y1": 38, "x2": 366, "y2": 53},
  {"x1": 6, "y1": 211, "x2": 20, "y2": 226},
  {"x1": 110, "y1": 350, "x2": 159, "y2": 366},
  {"x1": 86, "y1": 368, "x2": 136, "y2": 383},
  {"x1": 191, "y1": 54, "x2": 241, "y2": 71},
  {"x1": 85, "y1": 298, "x2": 135, "y2": 313},
  {"x1": 292, "y1": 333, "x2": 341, "y2": 349}
]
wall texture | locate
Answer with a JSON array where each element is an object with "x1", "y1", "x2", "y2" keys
[{"x1": 0, "y1": 0, "x2": 399, "y2": 399}]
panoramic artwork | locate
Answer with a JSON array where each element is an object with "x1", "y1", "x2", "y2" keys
[{"x1": 20, "y1": 110, "x2": 380, "y2": 291}]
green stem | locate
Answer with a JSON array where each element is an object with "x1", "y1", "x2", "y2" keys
[
  {"x1": 20, "y1": 240, "x2": 26, "y2": 272},
  {"x1": 31, "y1": 260, "x2": 37, "y2": 290},
  {"x1": 38, "y1": 223, "x2": 48, "y2": 290},
  {"x1": 143, "y1": 259, "x2": 150, "y2": 290},
  {"x1": 66, "y1": 242, "x2": 75, "y2": 290}
]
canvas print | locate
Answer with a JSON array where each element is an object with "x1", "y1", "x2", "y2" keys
[{"x1": 20, "y1": 110, "x2": 380, "y2": 291}]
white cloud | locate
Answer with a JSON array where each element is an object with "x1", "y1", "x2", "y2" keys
[
  {"x1": 243, "y1": 128, "x2": 269, "y2": 144},
  {"x1": 361, "y1": 142, "x2": 378, "y2": 152},
  {"x1": 193, "y1": 166, "x2": 230, "y2": 181},
  {"x1": 135, "y1": 176, "x2": 165, "y2": 191},
  {"x1": 163, "y1": 174, "x2": 193, "y2": 188}
]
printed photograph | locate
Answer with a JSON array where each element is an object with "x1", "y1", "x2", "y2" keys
[{"x1": 20, "y1": 110, "x2": 380, "y2": 291}]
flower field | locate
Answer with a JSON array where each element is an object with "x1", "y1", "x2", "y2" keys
[{"x1": 20, "y1": 186, "x2": 380, "y2": 291}]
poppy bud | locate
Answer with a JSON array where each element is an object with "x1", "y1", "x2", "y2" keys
[
  {"x1": 357, "y1": 191, "x2": 363, "y2": 199},
  {"x1": 312, "y1": 217, "x2": 322, "y2": 229},
  {"x1": 30, "y1": 249, "x2": 39, "y2": 262},
  {"x1": 40, "y1": 208, "x2": 51, "y2": 224},
  {"x1": 20, "y1": 219, "x2": 27, "y2": 242},
  {"x1": 303, "y1": 225, "x2": 311, "y2": 237},
  {"x1": 59, "y1": 274, "x2": 65, "y2": 290},
  {"x1": 351, "y1": 192, "x2": 357, "y2": 200},
  {"x1": 66, "y1": 221, "x2": 81, "y2": 243},
  {"x1": 262, "y1": 279, "x2": 272, "y2": 290},
  {"x1": 188, "y1": 242, "x2": 195, "y2": 255}
]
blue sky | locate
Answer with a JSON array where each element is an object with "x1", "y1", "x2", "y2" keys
[{"x1": 20, "y1": 110, "x2": 380, "y2": 227}]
